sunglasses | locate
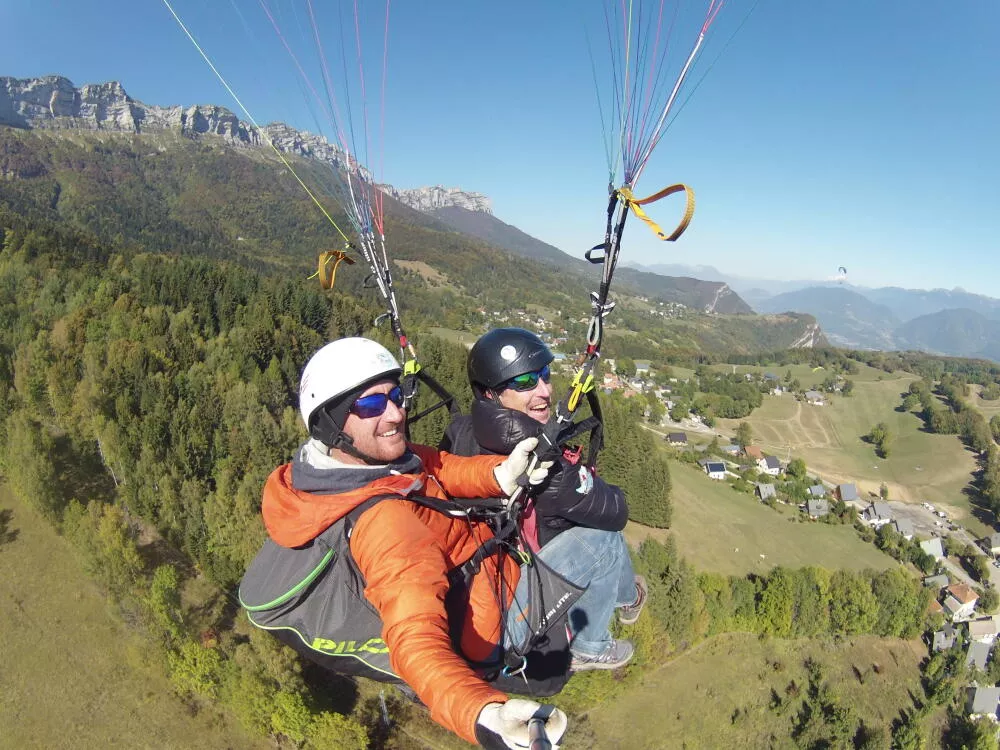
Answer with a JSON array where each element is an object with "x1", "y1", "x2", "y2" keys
[
  {"x1": 351, "y1": 385, "x2": 405, "y2": 419},
  {"x1": 502, "y1": 365, "x2": 551, "y2": 393}
]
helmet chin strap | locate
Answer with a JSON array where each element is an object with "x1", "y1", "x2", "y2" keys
[
  {"x1": 329, "y1": 432, "x2": 385, "y2": 466},
  {"x1": 311, "y1": 407, "x2": 385, "y2": 466}
]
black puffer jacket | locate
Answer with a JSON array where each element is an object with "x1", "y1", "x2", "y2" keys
[{"x1": 440, "y1": 398, "x2": 628, "y2": 547}]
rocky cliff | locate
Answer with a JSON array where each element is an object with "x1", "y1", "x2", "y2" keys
[
  {"x1": 381, "y1": 185, "x2": 492, "y2": 214},
  {"x1": 1, "y1": 75, "x2": 489, "y2": 213}
]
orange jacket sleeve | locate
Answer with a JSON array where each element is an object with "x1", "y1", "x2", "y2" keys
[
  {"x1": 410, "y1": 443, "x2": 504, "y2": 499},
  {"x1": 350, "y1": 499, "x2": 507, "y2": 744}
]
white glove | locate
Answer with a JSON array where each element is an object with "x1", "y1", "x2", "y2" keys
[
  {"x1": 493, "y1": 437, "x2": 555, "y2": 497},
  {"x1": 475, "y1": 699, "x2": 568, "y2": 749}
]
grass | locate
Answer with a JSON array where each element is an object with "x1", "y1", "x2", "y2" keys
[
  {"x1": 0, "y1": 484, "x2": 268, "y2": 750},
  {"x1": 970, "y1": 384, "x2": 1000, "y2": 421},
  {"x1": 625, "y1": 460, "x2": 894, "y2": 576},
  {"x1": 716, "y1": 375, "x2": 980, "y2": 530},
  {"x1": 426, "y1": 326, "x2": 478, "y2": 348},
  {"x1": 580, "y1": 632, "x2": 929, "y2": 748},
  {"x1": 708, "y1": 362, "x2": 893, "y2": 389}
]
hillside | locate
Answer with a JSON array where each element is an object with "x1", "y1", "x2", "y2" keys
[
  {"x1": 895, "y1": 308, "x2": 1000, "y2": 361},
  {"x1": 758, "y1": 286, "x2": 900, "y2": 349},
  {"x1": 0, "y1": 124, "x2": 814, "y2": 358},
  {"x1": 430, "y1": 205, "x2": 754, "y2": 314},
  {"x1": 866, "y1": 286, "x2": 1000, "y2": 323}
]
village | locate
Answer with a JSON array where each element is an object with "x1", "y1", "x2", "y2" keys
[{"x1": 666, "y1": 424, "x2": 1000, "y2": 724}]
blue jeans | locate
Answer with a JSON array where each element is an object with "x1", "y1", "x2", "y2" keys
[{"x1": 503, "y1": 527, "x2": 636, "y2": 657}]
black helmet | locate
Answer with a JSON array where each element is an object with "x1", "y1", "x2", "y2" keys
[{"x1": 468, "y1": 328, "x2": 554, "y2": 394}]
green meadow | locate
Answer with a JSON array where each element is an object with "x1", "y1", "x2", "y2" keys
[
  {"x1": 716, "y1": 374, "x2": 979, "y2": 528},
  {"x1": 0, "y1": 485, "x2": 268, "y2": 750},
  {"x1": 625, "y1": 460, "x2": 894, "y2": 576},
  {"x1": 582, "y1": 633, "x2": 933, "y2": 749}
]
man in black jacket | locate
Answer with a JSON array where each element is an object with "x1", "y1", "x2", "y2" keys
[{"x1": 441, "y1": 328, "x2": 647, "y2": 670}]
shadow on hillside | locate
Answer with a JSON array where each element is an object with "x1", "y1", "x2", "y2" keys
[
  {"x1": 0, "y1": 508, "x2": 19, "y2": 546},
  {"x1": 49, "y1": 433, "x2": 118, "y2": 509},
  {"x1": 963, "y1": 483, "x2": 997, "y2": 533}
]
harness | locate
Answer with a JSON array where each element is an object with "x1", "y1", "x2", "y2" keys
[{"x1": 239, "y1": 491, "x2": 582, "y2": 693}]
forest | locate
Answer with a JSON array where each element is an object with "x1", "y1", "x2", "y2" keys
[{"x1": 0, "y1": 203, "x2": 956, "y2": 748}]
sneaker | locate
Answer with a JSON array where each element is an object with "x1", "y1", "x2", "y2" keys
[
  {"x1": 618, "y1": 575, "x2": 648, "y2": 625},
  {"x1": 570, "y1": 639, "x2": 635, "y2": 671}
]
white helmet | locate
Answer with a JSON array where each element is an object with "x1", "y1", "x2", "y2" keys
[{"x1": 298, "y1": 337, "x2": 402, "y2": 432}]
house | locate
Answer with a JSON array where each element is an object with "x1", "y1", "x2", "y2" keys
[
  {"x1": 929, "y1": 599, "x2": 946, "y2": 617},
  {"x1": 667, "y1": 432, "x2": 688, "y2": 446},
  {"x1": 757, "y1": 483, "x2": 776, "y2": 502},
  {"x1": 932, "y1": 623, "x2": 958, "y2": 651},
  {"x1": 862, "y1": 501, "x2": 893, "y2": 528},
  {"x1": 763, "y1": 372, "x2": 780, "y2": 383},
  {"x1": 704, "y1": 462, "x2": 727, "y2": 481},
  {"x1": 968, "y1": 617, "x2": 1000, "y2": 644},
  {"x1": 838, "y1": 483, "x2": 859, "y2": 504},
  {"x1": 967, "y1": 686, "x2": 1000, "y2": 721},
  {"x1": 758, "y1": 456, "x2": 782, "y2": 477},
  {"x1": 634, "y1": 360, "x2": 651, "y2": 376},
  {"x1": 807, "y1": 485, "x2": 826, "y2": 498},
  {"x1": 805, "y1": 390, "x2": 826, "y2": 405},
  {"x1": 921, "y1": 537, "x2": 946, "y2": 560},
  {"x1": 771, "y1": 385, "x2": 784, "y2": 396},
  {"x1": 720, "y1": 443, "x2": 741, "y2": 456},
  {"x1": 893, "y1": 518, "x2": 915, "y2": 540},
  {"x1": 924, "y1": 573, "x2": 949, "y2": 589},
  {"x1": 966, "y1": 641, "x2": 992, "y2": 673},
  {"x1": 807, "y1": 498, "x2": 830, "y2": 519},
  {"x1": 744, "y1": 445, "x2": 764, "y2": 461},
  {"x1": 944, "y1": 584, "x2": 980, "y2": 621},
  {"x1": 982, "y1": 533, "x2": 1000, "y2": 558}
]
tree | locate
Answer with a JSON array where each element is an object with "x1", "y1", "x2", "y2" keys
[
  {"x1": 305, "y1": 712, "x2": 368, "y2": 750},
  {"x1": 167, "y1": 640, "x2": 224, "y2": 700},
  {"x1": 735, "y1": 421, "x2": 753, "y2": 450},
  {"x1": 979, "y1": 586, "x2": 999, "y2": 614},
  {"x1": 786, "y1": 458, "x2": 808, "y2": 481},
  {"x1": 829, "y1": 571, "x2": 878, "y2": 634},
  {"x1": 880, "y1": 482, "x2": 889, "y2": 500},
  {"x1": 841, "y1": 379, "x2": 854, "y2": 396},
  {"x1": 868, "y1": 422, "x2": 893, "y2": 458}
]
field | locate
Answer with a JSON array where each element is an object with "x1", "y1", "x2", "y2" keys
[
  {"x1": 970, "y1": 384, "x2": 1000, "y2": 421},
  {"x1": 0, "y1": 485, "x2": 268, "y2": 750},
  {"x1": 625, "y1": 460, "x2": 894, "y2": 575},
  {"x1": 708, "y1": 361, "x2": 892, "y2": 389},
  {"x1": 426, "y1": 326, "x2": 478, "y2": 348},
  {"x1": 716, "y1": 373, "x2": 980, "y2": 530},
  {"x1": 581, "y1": 633, "x2": 931, "y2": 748}
]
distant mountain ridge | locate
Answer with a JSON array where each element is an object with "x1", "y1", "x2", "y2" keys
[
  {"x1": 757, "y1": 287, "x2": 900, "y2": 350},
  {"x1": 894, "y1": 309, "x2": 1000, "y2": 361},
  {"x1": 424, "y1": 206, "x2": 753, "y2": 315},
  {"x1": 2, "y1": 75, "x2": 754, "y2": 315},
  {"x1": 1, "y1": 75, "x2": 491, "y2": 213}
]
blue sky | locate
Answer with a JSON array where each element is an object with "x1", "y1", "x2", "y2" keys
[{"x1": 2, "y1": 1, "x2": 998, "y2": 296}]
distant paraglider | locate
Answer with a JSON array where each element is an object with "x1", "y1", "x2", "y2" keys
[{"x1": 836, "y1": 266, "x2": 848, "y2": 283}]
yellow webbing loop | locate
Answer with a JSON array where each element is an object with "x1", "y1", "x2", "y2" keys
[
  {"x1": 311, "y1": 250, "x2": 356, "y2": 290},
  {"x1": 403, "y1": 359, "x2": 421, "y2": 376},
  {"x1": 618, "y1": 183, "x2": 696, "y2": 242},
  {"x1": 567, "y1": 370, "x2": 596, "y2": 413}
]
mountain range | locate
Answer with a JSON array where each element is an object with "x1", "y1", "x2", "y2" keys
[
  {"x1": 636, "y1": 261, "x2": 1000, "y2": 363},
  {"x1": 0, "y1": 75, "x2": 824, "y2": 358}
]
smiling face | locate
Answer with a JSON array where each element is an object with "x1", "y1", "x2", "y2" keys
[
  {"x1": 496, "y1": 375, "x2": 553, "y2": 424},
  {"x1": 334, "y1": 379, "x2": 407, "y2": 464}
]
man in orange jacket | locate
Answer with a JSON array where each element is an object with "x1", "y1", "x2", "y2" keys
[{"x1": 240, "y1": 337, "x2": 567, "y2": 749}]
